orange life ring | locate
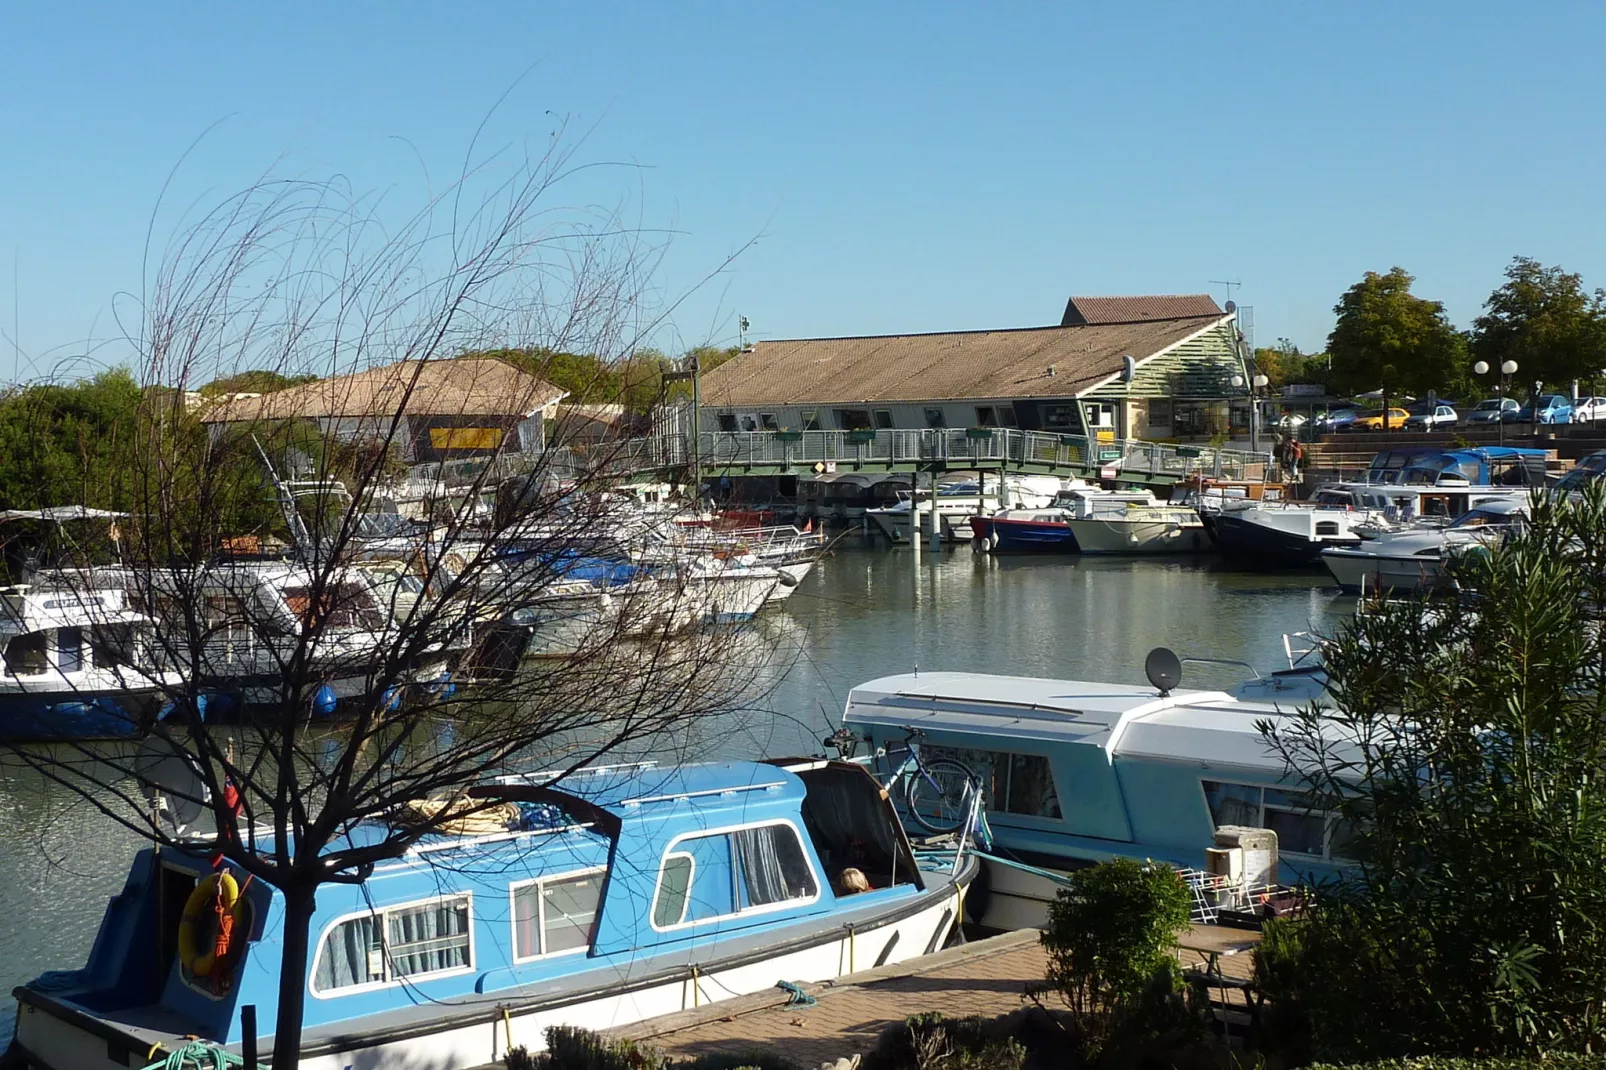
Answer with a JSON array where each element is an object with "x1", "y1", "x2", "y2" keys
[{"x1": 177, "y1": 872, "x2": 248, "y2": 979}]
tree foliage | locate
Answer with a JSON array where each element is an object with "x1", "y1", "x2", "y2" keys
[
  {"x1": 1255, "y1": 338, "x2": 1330, "y2": 390},
  {"x1": 1327, "y1": 268, "x2": 1469, "y2": 412},
  {"x1": 473, "y1": 343, "x2": 740, "y2": 415},
  {"x1": 1471, "y1": 256, "x2": 1606, "y2": 390},
  {"x1": 1261, "y1": 486, "x2": 1606, "y2": 1060}
]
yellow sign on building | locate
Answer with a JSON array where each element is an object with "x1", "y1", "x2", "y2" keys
[{"x1": 429, "y1": 427, "x2": 504, "y2": 450}]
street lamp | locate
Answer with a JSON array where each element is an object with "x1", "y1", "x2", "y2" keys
[
  {"x1": 1474, "y1": 359, "x2": 1518, "y2": 445},
  {"x1": 1230, "y1": 372, "x2": 1271, "y2": 453}
]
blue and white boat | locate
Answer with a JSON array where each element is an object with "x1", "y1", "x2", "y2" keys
[
  {"x1": 0, "y1": 582, "x2": 180, "y2": 741},
  {"x1": 840, "y1": 651, "x2": 1347, "y2": 930},
  {"x1": 9, "y1": 760, "x2": 975, "y2": 1069}
]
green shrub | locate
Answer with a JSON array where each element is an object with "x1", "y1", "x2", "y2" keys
[
  {"x1": 506, "y1": 1045, "x2": 538, "y2": 1070},
  {"x1": 1304, "y1": 1053, "x2": 1606, "y2": 1060},
  {"x1": 542, "y1": 1026, "x2": 667, "y2": 1070},
  {"x1": 1040, "y1": 858, "x2": 1196, "y2": 1063},
  {"x1": 860, "y1": 1013, "x2": 1026, "y2": 1070}
]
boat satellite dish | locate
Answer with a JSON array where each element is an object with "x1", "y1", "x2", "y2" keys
[
  {"x1": 133, "y1": 737, "x2": 210, "y2": 835},
  {"x1": 1145, "y1": 647, "x2": 1184, "y2": 696}
]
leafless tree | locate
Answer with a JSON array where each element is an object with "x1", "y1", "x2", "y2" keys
[{"x1": 1, "y1": 133, "x2": 775, "y2": 1067}]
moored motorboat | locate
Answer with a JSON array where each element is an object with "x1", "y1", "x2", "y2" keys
[
  {"x1": 1065, "y1": 502, "x2": 1209, "y2": 555},
  {"x1": 837, "y1": 644, "x2": 1342, "y2": 930},
  {"x1": 1320, "y1": 498, "x2": 1527, "y2": 594},
  {"x1": 9, "y1": 760, "x2": 975, "y2": 1069}
]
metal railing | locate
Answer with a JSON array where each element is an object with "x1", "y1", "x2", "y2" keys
[{"x1": 408, "y1": 429, "x2": 1269, "y2": 486}]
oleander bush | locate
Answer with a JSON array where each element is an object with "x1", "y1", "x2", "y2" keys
[{"x1": 1260, "y1": 485, "x2": 1606, "y2": 1060}]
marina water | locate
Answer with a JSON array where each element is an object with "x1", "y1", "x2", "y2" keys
[{"x1": 0, "y1": 544, "x2": 1350, "y2": 1040}]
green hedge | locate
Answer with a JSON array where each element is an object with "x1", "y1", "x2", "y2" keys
[{"x1": 1310, "y1": 1053, "x2": 1606, "y2": 1060}]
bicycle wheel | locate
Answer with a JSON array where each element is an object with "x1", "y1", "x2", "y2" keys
[{"x1": 904, "y1": 757, "x2": 976, "y2": 835}]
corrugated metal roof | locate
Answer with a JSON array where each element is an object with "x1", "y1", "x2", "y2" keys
[
  {"x1": 199, "y1": 358, "x2": 566, "y2": 423},
  {"x1": 697, "y1": 315, "x2": 1227, "y2": 408},
  {"x1": 1060, "y1": 294, "x2": 1223, "y2": 326}
]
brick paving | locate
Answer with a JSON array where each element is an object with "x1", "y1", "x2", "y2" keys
[
  {"x1": 614, "y1": 924, "x2": 1262, "y2": 1069},
  {"x1": 624, "y1": 931, "x2": 1046, "y2": 1068}
]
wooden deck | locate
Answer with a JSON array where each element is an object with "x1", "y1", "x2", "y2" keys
[{"x1": 597, "y1": 924, "x2": 1262, "y2": 1069}]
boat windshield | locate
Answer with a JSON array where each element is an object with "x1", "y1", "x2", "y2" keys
[
  {"x1": 1557, "y1": 451, "x2": 1606, "y2": 493},
  {"x1": 1448, "y1": 507, "x2": 1521, "y2": 530}
]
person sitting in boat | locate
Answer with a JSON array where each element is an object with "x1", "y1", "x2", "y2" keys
[{"x1": 836, "y1": 867, "x2": 871, "y2": 895}]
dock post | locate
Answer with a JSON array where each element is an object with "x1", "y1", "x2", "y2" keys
[
  {"x1": 911, "y1": 489, "x2": 923, "y2": 560},
  {"x1": 242, "y1": 1005, "x2": 257, "y2": 1067}
]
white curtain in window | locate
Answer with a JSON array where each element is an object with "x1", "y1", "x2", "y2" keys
[
  {"x1": 315, "y1": 914, "x2": 381, "y2": 990},
  {"x1": 387, "y1": 900, "x2": 469, "y2": 978}
]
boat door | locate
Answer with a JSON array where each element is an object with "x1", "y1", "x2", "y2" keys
[{"x1": 154, "y1": 863, "x2": 199, "y2": 988}]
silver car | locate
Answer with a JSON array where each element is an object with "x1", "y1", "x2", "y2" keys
[
  {"x1": 1466, "y1": 398, "x2": 1519, "y2": 424},
  {"x1": 1403, "y1": 403, "x2": 1458, "y2": 431}
]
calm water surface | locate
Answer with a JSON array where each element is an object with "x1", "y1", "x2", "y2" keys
[{"x1": 0, "y1": 545, "x2": 1351, "y2": 1038}]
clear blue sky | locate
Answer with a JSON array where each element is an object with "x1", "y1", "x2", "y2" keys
[{"x1": 2, "y1": 2, "x2": 1603, "y2": 380}]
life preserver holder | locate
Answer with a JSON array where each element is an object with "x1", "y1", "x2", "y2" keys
[{"x1": 178, "y1": 872, "x2": 250, "y2": 980}]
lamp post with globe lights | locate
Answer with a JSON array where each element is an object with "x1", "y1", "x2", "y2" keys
[
  {"x1": 1231, "y1": 371, "x2": 1272, "y2": 454},
  {"x1": 1474, "y1": 359, "x2": 1519, "y2": 445}
]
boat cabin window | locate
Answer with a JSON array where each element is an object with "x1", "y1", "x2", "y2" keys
[
  {"x1": 925, "y1": 747, "x2": 1062, "y2": 819},
  {"x1": 513, "y1": 869, "x2": 604, "y2": 960},
  {"x1": 282, "y1": 584, "x2": 387, "y2": 631},
  {"x1": 313, "y1": 894, "x2": 471, "y2": 993},
  {"x1": 651, "y1": 821, "x2": 818, "y2": 931},
  {"x1": 56, "y1": 626, "x2": 83, "y2": 673},
  {"x1": 1315, "y1": 521, "x2": 1341, "y2": 537},
  {"x1": 90, "y1": 624, "x2": 138, "y2": 669},
  {"x1": 1202, "y1": 780, "x2": 1348, "y2": 859},
  {"x1": 3, "y1": 631, "x2": 48, "y2": 676}
]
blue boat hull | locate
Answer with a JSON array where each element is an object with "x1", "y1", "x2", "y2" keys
[
  {"x1": 0, "y1": 690, "x2": 156, "y2": 742},
  {"x1": 980, "y1": 518, "x2": 1080, "y2": 552}
]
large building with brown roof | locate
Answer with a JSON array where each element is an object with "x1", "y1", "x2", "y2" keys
[
  {"x1": 698, "y1": 295, "x2": 1252, "y2": 441},
  {"x1": 199, "y1": 357, "x2": 568, "y2": 462}
]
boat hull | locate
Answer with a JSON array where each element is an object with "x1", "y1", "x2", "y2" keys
[
  {"x1": 0, "y1": 687, "x2": 158, "y2": 742},
  {"x1": 1212, "y1": 511, "x2": 1362, "y2": 568},
  {"x1": 12, "y1": 862, "x2": 975, "y2": 1070},
  {"x1": 977, "y1": 517, "x2": 1079, "y2": 552},
  {"x1": 1064, "y1": 518, "x2": 1210, "y2": 555},
  {"x1": 1321, "y1": 549, "x2": 1447, "y2": 595},
  {"x1": 866, "y1": 510, "x2": 974, "y2": 545}
]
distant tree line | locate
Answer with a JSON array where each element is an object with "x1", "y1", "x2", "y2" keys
[{"x1": 1256, "y1": 257, "x2": 1606, "y2": 411}]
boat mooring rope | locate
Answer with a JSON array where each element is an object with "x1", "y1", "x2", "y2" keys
[
  {"x1": 776, "y1": 980, "x2": 817, "y2": 1007},
  {"x1": 139, "y1": 1040, "x2": 244, "y2": 1070}
]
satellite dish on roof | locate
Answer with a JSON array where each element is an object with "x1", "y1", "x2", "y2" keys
[
  {"x1": 1224, "y1": 300, "x2": 1237, "y2": 313},
  {"x1": 1144, "y1": 647, "x2": 1184, "y2": 697},
  {"x1": 133, "y1": 736, "x2": 210, "y2": 835}
]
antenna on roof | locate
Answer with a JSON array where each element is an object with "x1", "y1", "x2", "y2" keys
[{"x1": 1209, "y1": 279, "x2": 1242, "y2": 308}]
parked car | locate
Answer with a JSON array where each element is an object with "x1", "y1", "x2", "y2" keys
[
  {"x1": 1348, "y1": 407, "x2": 1413, "y2": 432},
  {"x1": 1574, "y1": 396, "x2": 1606, "y2": 422},
  {"x1": 1403, "y1": 403, "x2": 1459, "y2": 431},
  {"x1": 1312, "y1": 408, "x2": 1359, "y2": 434},
  {"x1": 1512, "y1": 394, "x2": 1574, "y2": 425},
  {"x1": 1466, "y1": 397, "x2": 1520, "y2": 425},
  {"x1": 1276, "y1": 412, "x2": 1309, "y2": 431}
]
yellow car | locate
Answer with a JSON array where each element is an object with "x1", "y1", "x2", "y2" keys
[{"x1": 1348, "y1": 407, "x2": 1412, "y2": 431}]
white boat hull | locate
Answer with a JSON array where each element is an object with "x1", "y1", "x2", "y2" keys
[
  {"x1": 1322, "y1": 549, "x2": 1447, "y2": 594},
  {"x1": 1065, "y1": 517, "x2": 1210, "y2": 555},
  {"x1": 13, "y1": 892, "x2": 964, "y2": 1070}
]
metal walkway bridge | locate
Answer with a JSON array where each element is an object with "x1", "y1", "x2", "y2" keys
[{"x1": 435, "y1": 428, "x2": 1268, "y2": 489}]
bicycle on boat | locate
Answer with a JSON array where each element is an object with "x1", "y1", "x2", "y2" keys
[{"x1": 824, "y1": 725, "x2": 979, "y2": 836}]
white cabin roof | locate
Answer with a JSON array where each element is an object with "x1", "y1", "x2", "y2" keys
[{"x1": 845, "y1": 670, "x2": 1346, "y2": 774}]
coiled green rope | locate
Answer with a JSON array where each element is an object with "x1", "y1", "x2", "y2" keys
[{"x1": 140, "y1": 1040, "x2": 244, "y2": 1070}]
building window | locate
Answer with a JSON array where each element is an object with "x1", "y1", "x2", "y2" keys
[
  {"x1": 1041, "y1": 404, "x2": 1079, "y2": 430},
  {"x1": 760, "y1": 414, "x2": 779, "y2": 431},
  {"x1": 923, "y1": 746, "x2": 1062, "y2": 819},
  {"x1": 652, "y1": 821, "x2": 819, "y2": 931},
  {"x1": 313, "y1": 895, "x2": 472, "y2": 993},
  {"x1": 1201, "y1": 780, "x2": 1342, "y2": 858},
  {"x1": 717, "y1": 413, "x2": 738, "y2": 433},
  {"x1": 739, "y1": 414, "x2": 760, "y2": 432},
  {"x1": 512, "y1": 870, "x2": 604, "y2": 960},
  {"x1": 974, "y1": 406, "x2": 997, "y2": 427},
  {"x1": 801, "y1": 410, "x2": 822, "y2": 431},
  {"x1": 1148, "y1": 399, "x2": 1173, "y2": 426},
  {"x1": 924, "y1": 408, "x2": 946, "y2": 429},
  {"x1": 835, "y1": 409, "x2": 873, "y2": 431},
  {"x1": 873, "y1": 409, "x2": 895, "y2": 430},
  {"x1": 998, "y1": 405, "x2": 1018, "y2": 428}
]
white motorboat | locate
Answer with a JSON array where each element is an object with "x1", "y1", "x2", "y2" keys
[
  {"x1": 1064, "y1": 499, "x2": 1209, "y2": 555},
  {"x1": 1321, "y1": 498, "x2": 1527, "y2": 594},
  {"x1": 867, "y1": 476, "x2": 1062, "y2": 544},
  {"x1": 0, "y1": 582, "x2": 184, "y2": 741}
]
